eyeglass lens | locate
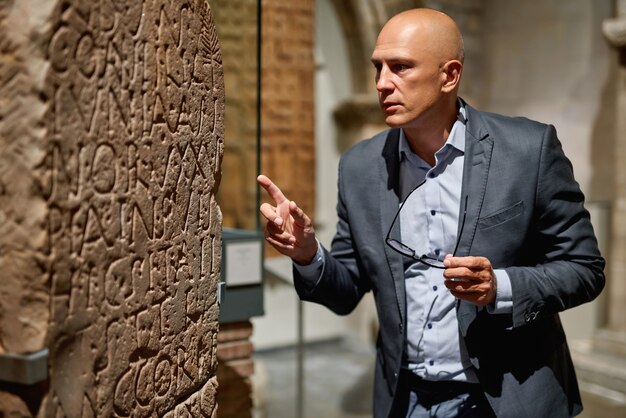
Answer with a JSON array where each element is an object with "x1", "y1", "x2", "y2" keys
[{"x1": 385, "y1": 195, "x2": 468, "y2": 270}]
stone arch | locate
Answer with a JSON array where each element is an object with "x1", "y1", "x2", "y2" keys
[{"x1": 329, "y1": 0, "x2": 423, "y2": 94}]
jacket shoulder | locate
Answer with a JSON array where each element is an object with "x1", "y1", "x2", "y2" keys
[
  {"x1": 468, "y1": 106, "x2": 552, "y2": 141},
  {"x1": 340, "y1": 129, "x2": 394, "y2": 166},
  {"x1": 343, "y1": 129, "x2": 391, "y2": 154}
]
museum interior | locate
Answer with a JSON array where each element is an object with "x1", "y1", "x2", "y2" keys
[{"x1": 0, "y1": 0, "x2": 625, "y2": 417}]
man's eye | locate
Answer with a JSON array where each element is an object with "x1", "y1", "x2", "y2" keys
[{"x1": 394, "y1": 64, "x2": 408, "y2": 72}]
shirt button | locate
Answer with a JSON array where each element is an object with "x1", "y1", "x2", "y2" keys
[
  {"x1": 427, "y1": 323, "x2": 432, "y2": 329},
  {"x1": 433, "y1": 285, "x2": 438, "y2": 291},
  {"x1": 430, "y1": 210, "x2": 436, "y2": 216},
  {"x1": 429, "y1": 360, "x2": 434, "y2": 366},
  {"x1": 434, "y1": 249, "x2": 440, "y2": 256},
  {"x1": 428, "y1": 173, "x2": 435, "y2": 178}
]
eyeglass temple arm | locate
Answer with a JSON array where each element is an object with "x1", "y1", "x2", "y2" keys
[{"x1": 451, "y1": 195, "x2": 469, "y2": 257}]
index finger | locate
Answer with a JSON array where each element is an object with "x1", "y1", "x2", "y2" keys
[
  {"x1": 443, "y1": 256, "x2": 490, "y2": 269},
  {"x1": 257, "y1": 175, "x2": 288, "y2": 204}
]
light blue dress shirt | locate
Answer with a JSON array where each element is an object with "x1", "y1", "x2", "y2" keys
[
  {"x1": 294, "y1": 103, "x2": 513, "y2": 383},
  {"x1": 398, "y1": 107, "x2": 476, "y2": 382}
]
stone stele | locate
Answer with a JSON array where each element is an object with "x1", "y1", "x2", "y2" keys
[{"x1": 0, "y1": 0, "x2": 225, "y2": 417}]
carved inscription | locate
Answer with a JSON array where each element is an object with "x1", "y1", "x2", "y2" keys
[{"x1": 39, "y1": 1, "x2": 224, "y2": 417}]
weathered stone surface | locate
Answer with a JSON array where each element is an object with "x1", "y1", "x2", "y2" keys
[
  {"x1": 0, "y1": 0, "x2": 54, "y2": 414},
  {"x1": 0, "y1": 0, "x2": 224, "y2": 417},
  {"x1": 0, "y1": 0, "x2": 52, "y2": 358}
]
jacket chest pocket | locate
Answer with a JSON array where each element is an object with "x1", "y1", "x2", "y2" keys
[
  {"x1": 477, "y1": 201, "x2": 524, "y2": 230},
  {"x1": 472, "y1": 201, "x2": 527, "y2": 266}
]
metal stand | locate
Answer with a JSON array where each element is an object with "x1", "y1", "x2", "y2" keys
[
  {"x1": 0, "y1": 349, "x2": 48, "y2": 385},
  {"x1": 297, "y1": 298, "x2": 304, "y2": 418},
  {"x1": 264, "y1": 256, "x2": 306, "y2": 418}
]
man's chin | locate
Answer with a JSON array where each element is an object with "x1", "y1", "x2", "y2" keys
[{"x1": 383, "y1": 115, "x2": 406, "y2": 128}]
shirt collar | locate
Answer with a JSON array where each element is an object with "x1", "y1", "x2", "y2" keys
[{"x1": 398, "y1": 100, "x2": 467, "y2": 163}]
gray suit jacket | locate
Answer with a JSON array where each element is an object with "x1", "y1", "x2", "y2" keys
[{"x1": 293, "y1": 102, "x2": 605, "y2": 418}]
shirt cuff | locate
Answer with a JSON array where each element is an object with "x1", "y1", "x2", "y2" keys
[
  {"x1": 486, "y1": 269, "x2": 513, "y2": 314},
  {"x1": 292, "y1": 241, "x2": 325, "y2": 290}
]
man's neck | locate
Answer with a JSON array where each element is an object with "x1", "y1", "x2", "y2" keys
[{"x1": 403, "y1": 108, "x2": 458, "y2": 166}]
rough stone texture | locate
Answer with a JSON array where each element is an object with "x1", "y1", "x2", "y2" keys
[
  {"x1": 0, "y1": 0, "x2": 56, "y2": 415},
  {"x1": 0, "y1": 0, "x2": 52, "y2": 358},
  {"x1": 0, "y1": 0, "x2": 224, "y2": 417}
]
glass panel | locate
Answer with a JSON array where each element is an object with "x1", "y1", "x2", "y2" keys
[{"x1": 212, "y1": 0, "x2": 261, "y2": 231}]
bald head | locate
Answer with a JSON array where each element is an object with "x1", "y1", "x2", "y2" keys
[
  {"x1": 379, "y1": 8, "x2": 464, "y2": 64},
  {"x1": 370, "y1": 8, "x2": 465, "y2": 140}
]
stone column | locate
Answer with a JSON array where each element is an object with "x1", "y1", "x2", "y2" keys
[
  {"x1": 0, "y1": 1, "x2": 225, "y2": 417},
  {"x1": 603, "y1": 2, "x2": 626, "y2": 337},
  {"x1": 570, "y1": 3, "x2": 626, "y2": 417}
]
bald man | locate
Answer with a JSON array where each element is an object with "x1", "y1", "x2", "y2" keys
[{"x1": 258, "y1": 8, "x2": 604, "y2": 418}]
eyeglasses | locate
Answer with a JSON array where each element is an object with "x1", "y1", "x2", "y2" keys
[{"x1": 385, "y1": 182, "x2": 468, "y2": 269}]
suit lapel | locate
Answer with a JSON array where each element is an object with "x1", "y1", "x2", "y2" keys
[
  {"x1": 457, "y1": 104, "x2": 495, "y2": 335},
  {"x1": 379, "y1": 129, "x2": 406, "y2": 326},
  {"x1": 377, "y1": 110, "x2": 496, "y2": 334}
]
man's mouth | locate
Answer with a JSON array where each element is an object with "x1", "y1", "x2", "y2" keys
[{"x1": 382, "y1": 102, "x2": 401, "y2": 112}]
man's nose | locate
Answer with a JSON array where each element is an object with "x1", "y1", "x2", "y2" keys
[{"x1": 376, "y1": 67, "x2": 394, "y2": 92}]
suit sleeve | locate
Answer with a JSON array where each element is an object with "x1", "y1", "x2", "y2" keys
[
  {"x1": 292, "y1": 158, "x2": 370, "y2": 315},
  {"x1": 505, "y1": 125, "x2": 605, "y2": 328}
]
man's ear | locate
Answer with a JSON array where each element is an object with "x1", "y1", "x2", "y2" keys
[{"x1": 441, "y1": 60, "x2": 462, "y2": 93}]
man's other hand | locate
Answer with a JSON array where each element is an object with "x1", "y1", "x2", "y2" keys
[{"x1": 442, "y1": 255, "x2": 497, "y2": 306}]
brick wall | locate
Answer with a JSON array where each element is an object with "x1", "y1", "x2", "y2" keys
[
  {"x1": 260, "y1": 0, "x2": 316, "y2": 248},
  {"x1": 212, "y1": 0, "x2": 260, "y2": 231},
  {"x1": 216, "y1": 321, "x2": 255, "y2": 418}
]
